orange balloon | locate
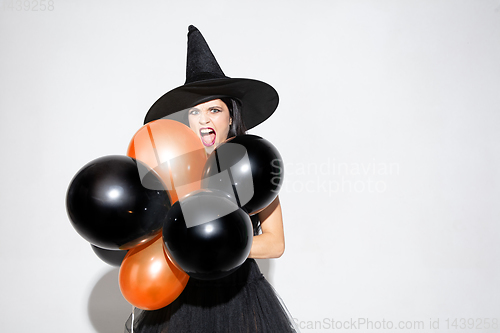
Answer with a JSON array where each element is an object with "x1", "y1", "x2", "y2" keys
[
  {"x1": 119, "y1": 235, "x2": 189, "y2": 310},
  {"x1": 127, "y1": 119, "x2": 207, "y2": 203}
]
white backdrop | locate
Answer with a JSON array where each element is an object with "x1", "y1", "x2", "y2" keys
[{"x1": 1, "y1": 1, "x2": 499, "y2": 332}]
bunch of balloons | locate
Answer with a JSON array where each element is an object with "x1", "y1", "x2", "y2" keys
[
  {"x1": 163, "y1": 135, "x2": 284, "y2": 280},
  {"x1": 66, "y1": 119, "x2": 284, "y2": 310}
]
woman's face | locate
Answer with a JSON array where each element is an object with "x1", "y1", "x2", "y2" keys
[{"x1": 188, "y1": 99, "x2": 232, "y2": 155}]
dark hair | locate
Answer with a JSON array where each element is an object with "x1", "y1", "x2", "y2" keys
[{"x1": 220, "y1": 97, "x2": 247, "y2": 138}]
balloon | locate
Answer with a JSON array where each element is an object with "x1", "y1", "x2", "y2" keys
[
  {"x1": 127, "y1": 119, "x2": 207, "y2": 203},
  {"x1": 91, "y1": 245, "x2": 128, "y2": 267},
  {"x1": 201, "y1": 134, "x2": 284, "y2": 215},
  {"x1": 163, "y1": 189, "x2": 253, "y2": 280},
  {"x1": 66, "y1": 155, "x2": 170, "y2": 250},
  {"x1": 119, "y1": 235, "x2": 189, "y2": 310}
]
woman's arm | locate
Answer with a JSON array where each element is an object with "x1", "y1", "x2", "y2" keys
[{"x1": 248, "y1": 195, "x2": 285, "y2": 259}]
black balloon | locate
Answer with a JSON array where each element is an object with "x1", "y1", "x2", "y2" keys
[
  {"x1": 66, "y1": 155, "x2": 170, "y2": 250},
  {"x1": 201, "y1": 134, "x2": 284, "y2": 215},
  {"x1": 163, "y1": 189, "x2": 253, "y2": 280},
  {"x1": 91, "y1": 245, "x2": 128, "y2": 267}
]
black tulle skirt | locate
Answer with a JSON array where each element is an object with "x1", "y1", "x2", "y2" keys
[{"x1": 124, "y1": 258, "x2": 299, "y2": 333}]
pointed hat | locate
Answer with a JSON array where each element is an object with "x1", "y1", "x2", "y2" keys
[{"x1": 143, "y1": 25, "x2": 279, "y2": 129}]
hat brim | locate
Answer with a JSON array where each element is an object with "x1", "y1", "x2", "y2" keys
[{"x1": 144, "y1": 78, "x2": 279, "y2": 130}]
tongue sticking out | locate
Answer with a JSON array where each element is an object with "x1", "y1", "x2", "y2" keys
[{"x1": 200, "y1": 129, "x2": 216, "y2": 147}]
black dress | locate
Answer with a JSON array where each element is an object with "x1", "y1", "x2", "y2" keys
[{"x1": 124, "y1": 216, "x2": 299, "y2": 333}]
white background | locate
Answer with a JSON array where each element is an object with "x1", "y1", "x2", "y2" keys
[{"x1": 1, "y1": 1, "x2": 499, "y2": 332}]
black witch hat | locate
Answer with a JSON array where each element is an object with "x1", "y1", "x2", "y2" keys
[{"x1": 143, "y1": 25, "x2": 279, "y2": 129}]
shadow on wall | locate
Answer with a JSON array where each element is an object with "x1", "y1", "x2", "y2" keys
[
  {"x1": 87, "y1": 260, "x2": 275, "y2": 332},
  {"x1": 255, "y1": 258, "x2": 274, "y2": 285},
  {"x1": 87, "y1": 268, "x2": 131, "y2": 333}
]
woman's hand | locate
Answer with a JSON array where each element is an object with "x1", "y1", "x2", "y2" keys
[{"x1": 248, "y1": 196, "x2": 285, "y2": 259}]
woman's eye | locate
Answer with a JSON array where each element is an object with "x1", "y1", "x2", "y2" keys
[
  {"x1": 189, "y1": 109, "x2": 199, "y2": 115},
  {"x1": 210, "y1": 108, "x2": 221, "y2": 113}
]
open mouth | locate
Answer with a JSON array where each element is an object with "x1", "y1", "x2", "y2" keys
[{"x1": 200, "y1": 127, "x2": 216, "y2": 147}]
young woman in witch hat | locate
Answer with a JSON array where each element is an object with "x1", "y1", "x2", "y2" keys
[{"x1": 126, "y1": 25, "x2": 299, "y2": 333}]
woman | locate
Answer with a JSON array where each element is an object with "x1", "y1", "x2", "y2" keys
[
  {"x1": 125, "y1": 26, "x2": 298, "y2": 333},
  {"x1": 187, "y1": 97, "x2": 285, "y2": 259}
]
